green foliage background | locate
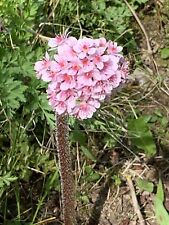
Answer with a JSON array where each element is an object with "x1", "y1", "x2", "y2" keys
[{"x1": 1, "y1": 0, "x2": 168, "y2": 224}]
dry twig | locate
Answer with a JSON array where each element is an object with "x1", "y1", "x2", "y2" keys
[
  {"x1": 126, "y1": 176, "x2": 146, "y2": 225},
  {"x1": 123, "y1": 0, "x2": 159, "y2": 74}
]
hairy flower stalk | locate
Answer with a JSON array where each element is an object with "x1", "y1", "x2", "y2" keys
[
  {"x1": 34, "y1": 32, "x2": 128, "y2": 225},
  {"x1": 56, "y1": 114, "x2": 76, "y2": 225}
]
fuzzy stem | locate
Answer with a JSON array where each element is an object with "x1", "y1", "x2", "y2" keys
[{"x1": 56, "y1": 114, "x2": 76, "y2": 225}]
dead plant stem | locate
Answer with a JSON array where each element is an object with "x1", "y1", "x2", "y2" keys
[
  {"x1": 123, "y1": 0, "x2": 159, "y2": 74},
  {"x1": 126, "y1": 176, "x2": 146, "y2": 225}
]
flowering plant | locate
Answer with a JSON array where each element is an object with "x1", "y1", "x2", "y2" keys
[
  {"x1": 34, "y1": 33, "x2": 129, "y2": 225},
  {"x1": 35, "y1": 34, "x2": 128, "y2": 120}
]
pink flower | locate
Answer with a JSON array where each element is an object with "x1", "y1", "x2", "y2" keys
[
  {"x1": 47, "y1": 90, "x2": 56, "y2": 108},
  {"x1": 48, "y1": 35, "x2": 66, "y2": 48},
  {"x1": 79, "y1": 58, "x2": 94, "y2": 73},
  {"x1": 77, "y1": 70, "x2": 97, "y2": 87},
  {"x1": 73, "y1": 38, "x2": 96, "y2": 59},
  {"x1": 72, "y1": 101, "x2": 97, "y2": 119},
  {"x1": 47, "y1": 82, "x2": 60, "y2": 107},
  {"x1": 92, "y1": 82, "x2": 106, "y2": 100},
  {"x1": 54, "y1": 55, "x2": 69, "y2": 73},
  {"x1": 118, "y1": 59, "x2": 129, "y2": 80},
  {"x1": 95, "y1": 37, "x2": 107, "y2": 54},
  {"x1": 108, "y1": 74, "x2": 121, "y2": 88},
  {"x1": 34, "y1": 61, "x2": 46, "y2": 75},
  {"x1": 88, "y1": 98, "x2": 100, "y2": 109},
  {"x1": 56, "y1": 89, "x2": 74, "y2": 101},
  {"x1": 66, "y1": 96, "x2": 77, "y2": 113},
  {"x1": 95, "y1": 37, "x2": 107, "y2": 48},
  {"x1": 47, "y1": 81, "x2": 60, "y2": 92},
  {"x1": 58, "y1": 44, "x2": 78, "y2": 61},
  {"x1": 80, "y1": 85, "x2": 92, "y2": 94},
  {"x1": 65, "y1": 36, "x2": 78, "y2": 46},
  {"x1": 34, "y1": 53, "x2": 53, "y2": 81},
  {"x1": 93, "y1": 81, "x2": 113, "y2": 99},
  {"x1": 55, "y1": 101, "x2": 67, "y2": 115},
  {"x1": 100, "y1": 56, "x2": 119, "y2": 77},
  {"x1": 93, "y1": 54, "x2": 104, "y2": 70},
  {"x1": 92, "y1": 54, "x2": 109, "y2": 70},
  {"x1": 46, "y1": 71, "x2": 58, "y2": 81},
  {"x1": 60, "y1": 74, "x2": 76, "y2": 90},
  {"x1": 68, "y1": 59, "x2": 83, "y2": 75},
  {"x1": 107, "y1": 41, "x2": 123, "y2": 54}
]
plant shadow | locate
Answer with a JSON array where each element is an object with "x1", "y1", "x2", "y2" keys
[{"x1": 87, "y1": 178, "x2": 111, "y2": 225}]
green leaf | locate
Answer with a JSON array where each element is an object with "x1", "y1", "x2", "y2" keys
[
  {"x1": 97, "y1": 0, "x2": 106, "y2": 11},
  {"x1": 154, "y1": 110, "x2": 163, "y2": 117},
  {"x1": 156, "y1": 180, "x2": 164, "y2": 202},
  {"x1": 81, "y1": 146, "x2": 96, "y2": 162},
  {"x1": 83, "y1": 165, "x2": 100, "y2": 182},
  {"x1": 161, "y1": 48, "x2": 169, "y2": 59},
  {"x1": 154, "y1": 180, "x2": 169, "y2": 225},
  {"x1": 1, "y1": 77, "x2": 27, "y2": 110},
  {"x1": 39, "y1": 94, "x2": 55, "y2": 128},
  {"x1": 112, "y1": 175, "x2": 121, "y2": 186},
  {"x1": 128, "y1": 117, "x2": 156, "y2": 157},
  {"x1": 0, "y1": 173, "x2": 17, "y2": 188},
  {"x1": 70, "y1": 130, "x2": 87, "y2": 146},
  {"x1": 79, "y1": 194, "x2": 90, "y2": 204},
  {"x1": 134, "y1": 0, "x2": 149, "y2": 4},
  {"x1": 85, "y1": 165, "x2": 93, "y2": 175},
  {"x1": 0, "y1": 180, "x2": 4, "y2": 188},
  {"x1": 136, "y1": 178, "x2": 154, "y2": 193},
  {"x1": 86, "y1": 172, "x2": 100, "y2": 182},
  {"x1": 44, "y1": 169, "x2": 60, "y2": 193}
]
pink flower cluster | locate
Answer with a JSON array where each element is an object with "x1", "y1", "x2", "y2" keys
[{"x1": 34, "y1": 34, "x2": 128, "y2": 119}]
